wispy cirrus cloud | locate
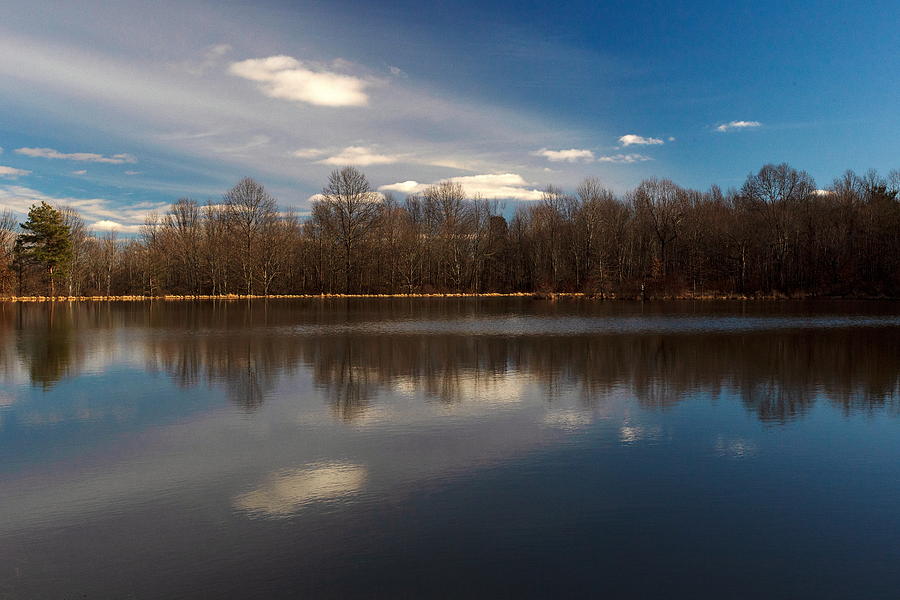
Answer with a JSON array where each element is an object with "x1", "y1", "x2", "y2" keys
[
  {"x1": 292, "y1": 148, "x2": 327, "y2": 159},
  {"x1": 305, "y1": 147, "x2": 480, "y2": 171},
  {"x1": 229, "y1": 55, "x2": 371, "y2": 107},
  {"x1": 0, "y1": 30, "x2": 571, "y2": 204},
  {"x1": 15, "y1": 147, "x2": 137, "y2": 164},
  {"x1": 714, "y1": 120, "x2": 761, "y2": 132},
  {"x1": 0, "y1": 165, "x2": 30, "y2": 178},
  {"x1": 534, "y1": 144, "x2": 658, "y2": 165},
  {"x1": 380, "y1": 172, "x2": 543, "y2": 201},
  {"x1": 596, "y1": 153, "x2": 652, "y2": 163},
  {"x1": 178, "y1": 43, "x2": 232, "y2": 76},
  {"x1": 317, "y1": 146, "x2": 402, "y2": 166},
  {"x1": 0, "y1": 184, "x2": 166, "y2": 233},
  {"x1": 532, "y1": 148, "x2": 595, "y2": 163},
  {"x1": 618, "y1": 134, "x2": 663, "y2": 146}
]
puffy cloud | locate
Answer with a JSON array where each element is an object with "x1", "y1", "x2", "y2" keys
[
  {"x1": 618, "y1": 134, "x2": 664, "y2": 146},
  {"x1": 317, "y1": 145, "x2": 401, "y2": 166},
  {"x1": 229, "y1": 55, "x2": 370, "y2": 107},
  {"x1": 596, "y1": 153, "x2": 652, "y2": 163},
  {"x1": 378, "y1": 180, "x2": 421, "y2": 194},
  {"x1": 532, "y1": 148, "x2": 595, "y2": 163},
  {"x1": 714, "y1": 120, "x2": 761, "y2": 132},
  {"x1": 380, "y1": 172, "x2": 544, "y2": 201},
  {"x1": 89, "y1": 220, "x2": 142, "y2": 233},
  {"x1": 15, "y1": 147, "x2": 137, "y2": 164},
  {"x1": 0, "y1": 165, "x2": 30, "y2": 178}
]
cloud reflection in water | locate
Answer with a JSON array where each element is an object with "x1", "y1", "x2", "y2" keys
[{"x1": 234, "y1": 462, "x2": 367, "y2": 518}]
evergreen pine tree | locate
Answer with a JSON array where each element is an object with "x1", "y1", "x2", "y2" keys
[{"x1": 14, "y1": 202, "x2": 73, "y2": 296}]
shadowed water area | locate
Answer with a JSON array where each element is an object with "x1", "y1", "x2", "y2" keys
[{"x1": 0, "y1": 299, "x2": 898, "y2": 599}]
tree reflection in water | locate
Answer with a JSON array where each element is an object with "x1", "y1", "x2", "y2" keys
[
  {"x1": 13, "y1": 303, "x2": 78, "y2": 390},
  {"x1": 1, "y1": 300, "x2": 897, "y2": 423}
]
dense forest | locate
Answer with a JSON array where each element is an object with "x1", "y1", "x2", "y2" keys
[{"x1": 2, "y1": 162, "x2": 899, "y2": 298}]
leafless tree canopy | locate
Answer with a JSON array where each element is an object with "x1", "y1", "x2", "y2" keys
[{"x1": 2, "y1": 163, "x2": 899, "y2": 297}]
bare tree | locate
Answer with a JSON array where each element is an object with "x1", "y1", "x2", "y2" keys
[
  {"x1": 140, "y1": 212, "x2": 165, "y2": 295},
  {"x1": 166, "y1": 198, "x2": 202, "y2": 294},
  {"x1": 225, "y1": 178, "x2": 277, "y2": 295},
  {"x1": 100, "y1": 231, "x2": 119, "y2": 296},
  {"x1": 257, "y1": 214, "x2": 298, "y2": 295},
  {"x1": 59, "y1": 206, "x2": 88, "y2": 296},
  {"x1": 202, "y1": 201, "x2": 230, "y2": 295},
  {"x1": 740, "y1": 163, "x2": 816, "y2": 289},
  {"x1": 316, "y1": 167, "x2": 380, "y2": 293},
  {"x1": 0, "y1": 210, "x2": 17, "y2": 294},
  {"x1": 632, "y1": 178, "x2": 687, "y2": 278}
]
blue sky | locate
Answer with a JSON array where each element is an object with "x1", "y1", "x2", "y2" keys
[{"x1": 0, "y1": 0, "x2": 897, "y2": 231}]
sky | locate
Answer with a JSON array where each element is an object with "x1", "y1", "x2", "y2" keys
[{"x1": 0, "y1": 0, "x2": 898, "y2": 232}]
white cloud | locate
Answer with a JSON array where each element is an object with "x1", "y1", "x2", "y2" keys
[
  {"x1": 15, "y1": 147, "x2": 137, "y2": 164},
  {"x1": 380, "y1": 172, "x2": 544, "y2": 201},
  {"x1": 596, "y1": 153, "x2": 652, "y2": 164},
  {"x1": 234, "y1": 463, "x2": 367, "y2": 517},
  {"x1": 0, "y1": 185, "x2": 167, "y2": 232},
  {"x1": 89, "y1": 220, "x2": 142, "y2": 233},
  {"x1": 71, "y1": 169, "x2": 87, "y2": 175},
  {"x1": 388, "y1": 65, "x2": 407, "y2": 78},
  {"x1": 421, "y1": 157, "x2": 478, "y2": 170},
  {"x1": 229, "y1": 55, "x2": 370, "y2": 107},
  {"x1": 304, "y1": 146, "x2": 466, "y2": 168},
  {"x1": 209, "y1": 134, "x2": 270, "y2": 155},
  {"x1": 533, "y1": 148, "x2": 595, "y2": 163},
  {"x1": 307, "y1": 191, "x2": 385, "y2": 204},
  {"x1": 0, "y1": 165, "x2": 30, "y2": 178},
  {"x1": 292, "y1": 148, "x2": 327, "y2": 159},
  {"x1": 318, "y1": 145, "x2": 401, "y2": 166},
  {"x1": 0, "y1": 31, "x2": 575, "y2": 199},
  {"x1": 618, "y1": 134, "x2": 664, "y2": 146},
  {"x1": 378, "y1": 180, "x2": 422, "y2": 194},
  {"x1": 123, "y1": 170, "x2": 140, "y2": 175},
  {"x1": 714, "y1": 120, "x2": 761, "y2": 132}
]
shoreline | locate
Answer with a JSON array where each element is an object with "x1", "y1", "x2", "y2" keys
[{"x1": 1, "y1": 292, "x2": 895, "y2": 302}]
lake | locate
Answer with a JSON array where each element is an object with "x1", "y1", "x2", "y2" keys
[{"x1": 0, "y1": 299, "x2": 898, "y2": 599}]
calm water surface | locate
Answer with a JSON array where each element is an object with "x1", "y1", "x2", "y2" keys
[{"x1": 0, "y1": 299, "x2": 898, "y2": 599}]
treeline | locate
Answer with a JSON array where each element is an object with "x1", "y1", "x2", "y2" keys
[{"x1": 2, "y1": 163, "x2": 899, "y2": 297}]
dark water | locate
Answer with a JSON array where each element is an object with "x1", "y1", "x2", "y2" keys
[{"x1": 0, "y1": 299, "x2": 898, "y2": 599}]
